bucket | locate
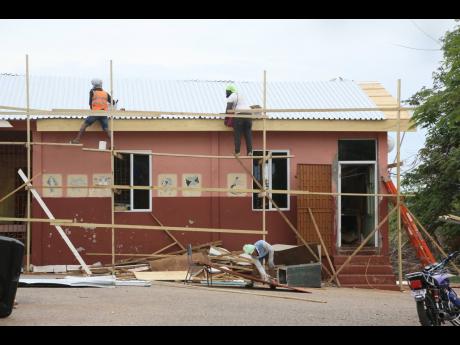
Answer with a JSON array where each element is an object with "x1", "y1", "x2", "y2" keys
[{"x1": 99, "y1": 141, "x2": 107, "y2": 150}]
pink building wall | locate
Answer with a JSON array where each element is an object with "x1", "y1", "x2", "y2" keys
[{"x1": 31, "y1": 128, "x2": 389, "y2": 265}]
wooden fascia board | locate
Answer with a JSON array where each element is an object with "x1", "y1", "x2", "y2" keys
[
  {"x1": 358, "y1": 82, "x2": 411, "y2": 120},
  {"x1": 37, "y1": 119, "x2": 415, "y2": 132}
]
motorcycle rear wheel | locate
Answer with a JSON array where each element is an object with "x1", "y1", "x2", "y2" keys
[{"x1": 416, "y1": 300, "x2": 439, "y2": 326}]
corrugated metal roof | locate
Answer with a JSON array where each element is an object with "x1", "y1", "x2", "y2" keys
[{"x1": 0, "y1": 75, "x2": 384, "y2": 121}]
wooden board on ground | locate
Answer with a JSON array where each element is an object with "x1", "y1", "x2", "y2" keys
[
  {"x1": 134, "y1": 271, "x2": 188, "y2": 281},
  {"x1": 148, "y1": 252, "x2": 208, "y2": 271}
]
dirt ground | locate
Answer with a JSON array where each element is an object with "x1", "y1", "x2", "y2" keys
[{"x1": 2, "y1": 279, "x2": 448, "y2": 326}]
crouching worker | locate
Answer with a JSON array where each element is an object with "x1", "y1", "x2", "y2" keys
[
  {"x1": 243, "y1": 240, "x2": 276, "y2": 283},
  {"x1": 71, "y1": 78, "x2": 117, "y2": 145}
]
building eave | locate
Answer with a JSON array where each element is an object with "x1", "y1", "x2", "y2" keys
[{"x1": 36, "y1": 118, "x2": 415, "y2": 132}]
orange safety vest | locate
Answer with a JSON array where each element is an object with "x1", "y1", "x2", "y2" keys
[{"x1": 91, "y1": 90, "x2": 109, "y2": 111}]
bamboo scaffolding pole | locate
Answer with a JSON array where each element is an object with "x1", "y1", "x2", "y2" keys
[
  {"x1": 0, "y1": 105, "x2": 48, "y2": 112},
  {"x1": 406, "y1": 206, "x2": 460, "y2": 275},
  {"x1": 32, "y1": 142, "x2": 83, "y2": 147},
  {"x1": 258, "y1": 152, "x2": 272, "y2": 166},
  {"x1": 0, "y1": 217, "x2": 74, "y2": 224},
  {"x1": 308, "y1": 208, "x2": 341, "y2": 286},
  {"x1": 119, "y1": 241, "x2": 178, "y2": 263},
  {"x1": 327, "y1": 206, "x2": 398, "y2": 284},
  {"x1": 115, "y1": 151, "x2": 292, "y2": 160},
  {"x1": 0, "y1": 110, "x2": 269, "y2": 119},
  {"x1": 396, "y1": 79, "x2": 403, "y2": 291},
  {"x1": 234, "y1": 156, "x2": 334, "y2": 279},
  {"x1": 0, "y1": 142, "x2": 27, "y2": 145},
  {"x1": 58, "y1": 106, "x2": 414, "y2": 113},
  {"x1": 154, "y1": 240, "x2": 222, "y2": 256},
  {"x1": 86, "y1": 253, "x2": 177, "y2": 257},
  {"x1": 0, "y1": 105, "x2": 416, "y2": 117},
  {"x1": 0, "y1": 173, "x2": 41, "y2": 204},
  {"x1": 30, "y1": 183, "x2": 415, "y2": 198},
  {"x1": 0, "y1": 142, "x2": 83, "y2": 147},
  {"x1": 262, "y1": 70, "x2": 267, "y2": 242},
  {"x1": 155, "y1": 281, "x2": 327, "y2": 304},
  {"x1": 446, "y1": 214, "x2": 460, "y2": 222},
  {"x1": 150, "y1": 213, "x2": 185, "y2": 251},
  {"x1": 112, "y1": 240, "x2": 223, "y2": 265},
  {"x1": 0, "y1": 216, "x2": 266, "y2": 235},
  {"x1": 152, "y1": 241, "x2": 178, "y2": 255},
  {"x1": 18, "y1": 169, "x2": 92, "y2": 275},
  {"x1": 110, "y1": 59, "x2": 115, "y2": 268},
  {"x1": 82, "y1": 148, "x2": 293, "y2": 159},
  {"x1": 25, "y1": 54, "x2": 31, "y2": 272}
]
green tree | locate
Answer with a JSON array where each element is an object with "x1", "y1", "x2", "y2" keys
[{"x1": 403, "y1": 22, "x2": 460, "y2": 250}]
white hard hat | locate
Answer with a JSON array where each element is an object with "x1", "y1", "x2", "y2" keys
[{"x1": 91, "y1": 78, "x2": 103, "y2": 87}]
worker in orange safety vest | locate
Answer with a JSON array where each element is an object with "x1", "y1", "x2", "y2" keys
[{"x1": 70, "y1": 78, "x2": 117, "y2": 146}]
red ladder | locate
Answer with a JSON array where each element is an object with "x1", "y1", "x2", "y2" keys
[{"x1": 382, "y1": 176, "x2": 436, "y2": 266}]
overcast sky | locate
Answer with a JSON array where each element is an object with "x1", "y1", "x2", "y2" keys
[{"x1": 0, "y1": 19, "x2": 457, "y2": 173}]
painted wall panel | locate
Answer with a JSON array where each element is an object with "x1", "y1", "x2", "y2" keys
[{"x1": 30, "y1": 130, "x2": 389, "y2": 265}]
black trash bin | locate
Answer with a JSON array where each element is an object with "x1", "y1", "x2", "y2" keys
[{"x1": 0, "y1": 235, "x2": 24, "y2": 318}]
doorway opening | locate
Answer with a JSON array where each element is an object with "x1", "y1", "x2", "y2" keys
[
  {"x1": 0, "y1": 134, "x2": 28, "y2": 244},
  {"x1": 339, "y1": 164, "x2": 377, "y2": 247},
  {"x1": 337, "y1": 139, "x2": 378, "y2": 248}
]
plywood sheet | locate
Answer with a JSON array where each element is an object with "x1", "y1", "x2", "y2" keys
[
  {"x1": 148, "y1": 252, "x2": 208, "y2": 271},
  {"x1": 134, "y1": 271, "x2": 188, "y2": 281}
]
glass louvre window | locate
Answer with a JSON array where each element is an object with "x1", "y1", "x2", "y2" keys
[{"x1": 114, "y1": 153, "x2": 151, "y2": 211}]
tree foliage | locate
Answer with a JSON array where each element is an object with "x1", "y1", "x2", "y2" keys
[{"x1": 403, "y1": 23, "x2": 460, "y2": 247}]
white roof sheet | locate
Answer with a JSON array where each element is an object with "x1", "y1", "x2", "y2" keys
[{"x1": 0, "y1": 75, "x2": 384, "y2": 121}]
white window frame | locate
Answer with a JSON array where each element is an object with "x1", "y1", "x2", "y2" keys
[
  {"x1": 337, "y1": 138, "x2": 378, "y2": 247},
  {"x1": 115, "y1": 151, "x2": 152, "y2": 213},
  {"x1": 252, "y1": 149, "x2": 290, "y2": 212}
]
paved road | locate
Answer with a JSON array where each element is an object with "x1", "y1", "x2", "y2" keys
[{"x1": 1, "y1": 281, "x2": 430, "y2": 326}]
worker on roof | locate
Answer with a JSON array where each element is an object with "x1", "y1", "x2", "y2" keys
[
  {"x1": 70, "y1": 78, "x2": 117, "y2": 146},
  {"x1": 225, "y1": 84, "x2": 254, "y2": 156},
  {"x1": 243, "y1": 240, "x2": 276, "y2": 282}
]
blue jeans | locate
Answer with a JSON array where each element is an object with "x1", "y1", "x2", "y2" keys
[{"x1": 84, "y1": 116, "x2": 109, "y2": 131}]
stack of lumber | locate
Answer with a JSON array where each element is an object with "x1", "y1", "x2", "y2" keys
[
  {"x1": 28, "y1": 241, "x2": 259, "y2": 286},
  {"x1": 136, "y1": 244, "x2": 256, "y2": 284},
  {"x1": 128, "y1": 241, "x2": 221, "y2": 282},
  {"x1": 85, "y1": 241, "x2": 223, "y2": 281},
  {"x1": 115, "y1": 240, "x2": 223, "y2": 266},
  {"x1": 203, "y1": 246, "x2": 255, "y2": 282}
]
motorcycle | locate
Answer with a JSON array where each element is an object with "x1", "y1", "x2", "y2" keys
[{"x1": 406, "y1": 251, "x2": 460, "y2": 326}]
